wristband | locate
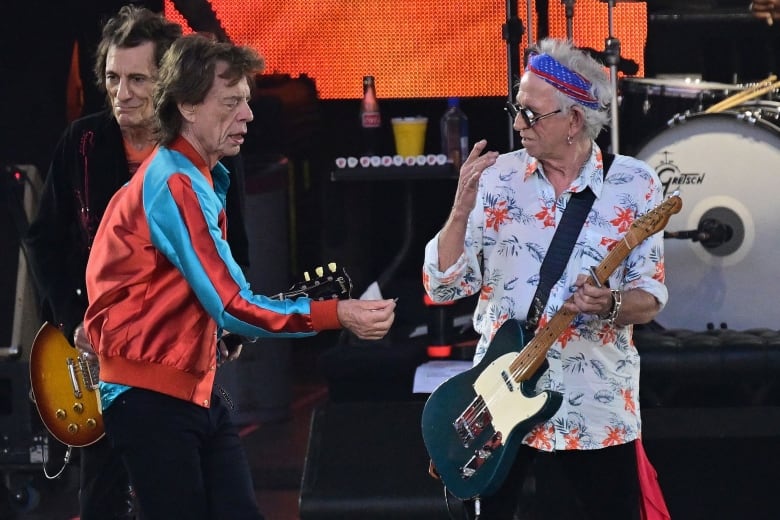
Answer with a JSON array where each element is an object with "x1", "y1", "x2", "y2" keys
[{"x1": 603, "y1": 289, "x2": 622, "y2": 325}]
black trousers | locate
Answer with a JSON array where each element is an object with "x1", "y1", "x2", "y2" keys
[
  {"x1": 103, "y1": 387, "x2": 264, "y2": 520},
  {"x1": 478, "y1": 441, "x2": 641, "y2": 520},
  {"x1": 44, "y1": 434, "x2": 135, "y2": 519},
  {"x1": 79, "y1": 436, "x2": 136, "y2": 520}
]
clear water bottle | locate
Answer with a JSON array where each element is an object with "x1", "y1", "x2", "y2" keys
[
  {"x1": 360, "y1": 75, "x2": 381, "y2": 156},
  {"x1": 440, "y1": 97, "x2": 469, "y2": 170}
]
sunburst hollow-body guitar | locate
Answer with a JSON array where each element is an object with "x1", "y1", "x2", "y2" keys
[{"x1": 29, "y1": 322, "x2": 104, "y2": 447}]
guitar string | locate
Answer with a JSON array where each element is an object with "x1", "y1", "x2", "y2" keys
[{"x1": 458, "y1": 240, "x2": 634, "y2": 433}]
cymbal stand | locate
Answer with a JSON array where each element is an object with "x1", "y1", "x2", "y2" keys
[
  {"x1": 562, "y1": 0, "x2": 576, "y2": 41},
  {"x1": 603, "y1": 0, "x2": 621, "y2": 154},
  {"x1": 503, "y1": 0, "x2": 525, "y2": 149}
]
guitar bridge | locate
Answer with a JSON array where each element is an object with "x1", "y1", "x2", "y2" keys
[
  {"x1": 78, "y1": 353, "x2": 100, "y2": 391},
  {"x1": 460, "y1": 432, "x2": 503, "y2": 479},
  {"x1": 453, "y1": 395, "x2": 492, "y2": 447}
]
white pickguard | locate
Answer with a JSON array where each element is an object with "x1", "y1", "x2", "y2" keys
[{"x1": 472, "y1": 352, "x2": 550, "y2": 439}]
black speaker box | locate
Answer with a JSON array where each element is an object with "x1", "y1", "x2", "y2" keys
[
  {"x1": 299, "y1": 401, "x2": 464, "y2": 520},
  {"x1": 0, "y1": 360, "x2": 48, "y2": 467},
  {"x1": 0, "y1": 163, "x2": 41, "y2": 360}
]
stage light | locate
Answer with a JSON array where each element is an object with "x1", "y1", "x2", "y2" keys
[{"x1": 164, "y1": 0, "x2": 647, "y2": 100}]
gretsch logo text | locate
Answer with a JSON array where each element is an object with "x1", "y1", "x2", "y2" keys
[{"x1": 652, "y1": 151, "x2": 705, "y2": 197}]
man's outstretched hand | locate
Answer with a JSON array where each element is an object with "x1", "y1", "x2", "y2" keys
[
  {"x1": 751, "y1": 0, "x2": 780, "y2": 24},
  {"x1": 337, "y1": 299, "x2": 396, "y2": 340}
]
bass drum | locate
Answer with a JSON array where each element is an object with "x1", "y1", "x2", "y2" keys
[{"x1": 635, "y1": 102, "x2": 780, "y2": 330}]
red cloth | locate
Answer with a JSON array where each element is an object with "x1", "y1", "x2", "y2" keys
[{"x1": 636, "y1": 439, "x2": 672, "y2": 519}]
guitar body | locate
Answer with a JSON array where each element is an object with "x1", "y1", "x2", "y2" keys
[
  {"x1": 421, "y1": 319, "x2": 563, "y2": 500},
  {"x1": 29, "y1": 322, "x2": 104, "y2": 447}
]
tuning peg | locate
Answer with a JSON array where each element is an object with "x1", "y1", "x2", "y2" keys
[
  {"x1": 303, "y1": 271, "x2": 311, "y2": 282},
  {"x1": 315, "y1": 266, "x2": 324, "y2": 277},
  {"x1": 328, "y1": 262, "x2": 337, "y2": 272}
]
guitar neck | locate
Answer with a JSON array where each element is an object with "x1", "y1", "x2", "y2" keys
[
  {"x1": 510, "y1": 239, "x2": 632, "y2": 380},
  {"x1": 588, "y1": 240, "x2": 632, "y2": 289}
]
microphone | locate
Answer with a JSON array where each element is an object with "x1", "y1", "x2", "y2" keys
[{"x1": 664, "y1": 218, "x2": 733, "y2": 248}]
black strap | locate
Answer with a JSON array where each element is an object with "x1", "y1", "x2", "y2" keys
[{"x1": 526, "y1": 153, "x2": 614, "y2": 327}]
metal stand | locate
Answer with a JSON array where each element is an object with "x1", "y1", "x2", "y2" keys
[
  {"x1": 602, "y1": 0, "x2": 622, "y2": 154},
  {"x1": 502, "y1": 0, "x2": 525, "y2": 150},
  {"x1": 562, "y1": 0, "x2": 576, "y2": 41},
  {"x1": 535, "y1": 0, "x2": 549, "y2": 41}
]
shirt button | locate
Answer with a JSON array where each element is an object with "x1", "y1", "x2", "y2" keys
[
  {"x1": 210, "y1": 365, "x2": 216, "y2": 371},
  {"x1": 203, "y1": 399, "x2": 209, "y2": 406}
]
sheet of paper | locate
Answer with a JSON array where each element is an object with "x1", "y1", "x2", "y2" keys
[
  {"x1": 359, "y1": 281, "x2": 383, "y2": 300},
  {"x1": 412, "y1": 360, "x2": 471, "y2": 393}
]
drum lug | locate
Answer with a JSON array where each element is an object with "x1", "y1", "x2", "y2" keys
[
  {"x1": 667, "y1": 111, "x2": 690, "y2": 127},
  {"x1": 737, "y1": 111, "x2": 758, "y2": 125}
]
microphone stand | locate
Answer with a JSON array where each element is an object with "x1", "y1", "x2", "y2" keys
[
  {"x1": 503, "y1": 0, "x2": 525, "y2": 150},
  {"x1": 603, "y1": 0, "x2": 621, "y2": 154},
  {"x1": 562, "y1": 0, "x2": 576, "y2": 41},
  {"x1": 664, "y1": 218, "x2": 734, "y2": 249},
  {"x1": 535, "y1": 0, "x2": 549, "y2": 41}
]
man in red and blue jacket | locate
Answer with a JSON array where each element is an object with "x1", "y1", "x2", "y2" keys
[{"x1": 84, "y1": 34, "x2": 395, "y2": 520}]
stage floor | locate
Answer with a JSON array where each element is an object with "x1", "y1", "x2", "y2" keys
[{"x1": 7, "y1": 331, "x2": 780, "y2": 520}]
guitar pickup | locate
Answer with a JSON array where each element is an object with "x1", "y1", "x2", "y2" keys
[
  {"x1": 501, "y1": 369, "x2": 516, "y2": 392},
  {"x1": 66, "y1": 358, "x2": 82, "y2": 399},
  {"x1": 453, "y1": 395, "x2": 492, "y2": 447},
  {"x1": 459, "y1": 431, "x2": 503, "y2": 479}
]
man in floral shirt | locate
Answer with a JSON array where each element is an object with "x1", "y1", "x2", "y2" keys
[{"x1": 423, "y1": 38, "x2": 668, "y2": 519}]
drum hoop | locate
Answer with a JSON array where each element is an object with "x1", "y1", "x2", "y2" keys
[
  {"x1": 666, "y1": 108, "x2": 780, "y2": 134},
  {"x1": 621, "y1": 77, "x2": 746, "y2": 98},
  {"x1": 631, "y1": 107, "x2": 780, "y2": 160}
]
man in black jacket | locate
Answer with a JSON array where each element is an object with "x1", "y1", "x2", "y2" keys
[{"x1": 24, "y1": 6, "x2": 249, "y2": 519}]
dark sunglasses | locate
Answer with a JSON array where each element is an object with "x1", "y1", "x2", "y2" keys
[{"x1": 504, "y1": 102, "x2": 562, "y2": 127}]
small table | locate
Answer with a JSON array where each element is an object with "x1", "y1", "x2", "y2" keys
[
  {"x1": 332, "y1": 163, "x2": 460, "y2": 356},
  {"x1": 330, "y1": 164, "x2": 457, "y2": 291},
  {"x1": 330, "y1": 164, "x2": 457, "y2": 183}
]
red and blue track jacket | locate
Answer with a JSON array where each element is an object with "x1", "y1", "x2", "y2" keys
[{"x1": 84, "y1": 136, "x2": 340, "y2": 408}]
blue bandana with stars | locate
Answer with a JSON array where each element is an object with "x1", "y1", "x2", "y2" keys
[{"x1": 527, "y1": 53, "x2": 600, "y2": 110}]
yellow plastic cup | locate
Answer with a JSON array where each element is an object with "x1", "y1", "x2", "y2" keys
[{"x1": 391, "y1": 117, "x2": 428, "y2": 157}]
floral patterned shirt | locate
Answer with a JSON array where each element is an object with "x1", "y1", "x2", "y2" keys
[{"x1": 423, "y1": 143, "x2": 668, "y2": 452}]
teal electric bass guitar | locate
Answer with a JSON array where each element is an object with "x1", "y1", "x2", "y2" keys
[{"x1": 421, "y1": 193, "x2": 682, "y2": 500}]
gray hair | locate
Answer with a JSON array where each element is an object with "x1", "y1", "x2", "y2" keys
[{"x1": 527, "y1": 38, "x2": 613, "y2": 140}]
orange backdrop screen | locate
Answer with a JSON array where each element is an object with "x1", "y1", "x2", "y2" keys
[{"x1": 164, "y1": 0, "x2": 646, "y2": 99}]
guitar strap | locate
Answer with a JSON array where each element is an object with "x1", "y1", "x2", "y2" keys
[{"x1": 526, "y1": 153, "x2": 615, "y2": 328}]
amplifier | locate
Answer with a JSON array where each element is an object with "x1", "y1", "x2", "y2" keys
[{"x1": 0, "y1": 360, "x2": 48, "y2": 468}]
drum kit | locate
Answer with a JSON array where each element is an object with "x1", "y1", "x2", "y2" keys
[
  {"x1": 624, "y1": 74, "x2": 780, "y2": 331},
  {"x1": 545, "y1": 1, "x2": 780, "y2": 331}
]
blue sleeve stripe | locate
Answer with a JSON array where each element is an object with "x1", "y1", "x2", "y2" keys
[{"x1": 142, "y1": 150, "x2": 313, "y2": 338}]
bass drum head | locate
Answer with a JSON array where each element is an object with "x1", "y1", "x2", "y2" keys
[{"x1": 635, "y1": 107, "x2": 780, "y2": 330}]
